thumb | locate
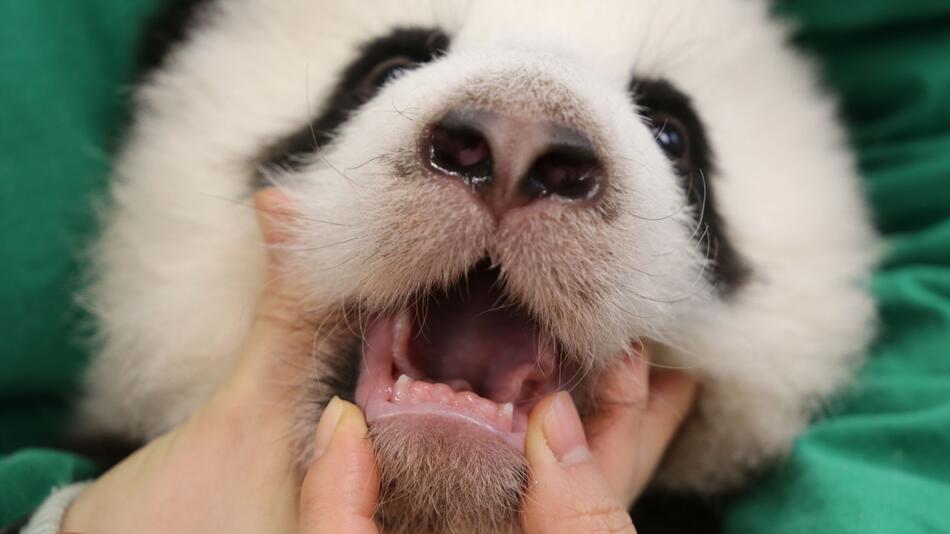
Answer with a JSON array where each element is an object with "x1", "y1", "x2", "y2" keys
[
  {"x1": 210, "y1": 187, "x2": 309, "y2": 411},
  {"x1": 522, "y1": 392, "x2": 637, "y2": 534},
  {"x1": 250, "y1": 186, "x2": 301, "y2": 330},
  {"x1": 587, "y1": 348, "x2": 697, "y2": 505},
  {"x1": 235, "y1": 188, "x2": 305, "y2": 376},
  {"x1": 299, "y1": 397, "x2": 380, "y2": 534}
]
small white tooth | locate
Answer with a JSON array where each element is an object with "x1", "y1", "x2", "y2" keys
[
  {"x1": 501, "y1": 402, "x2": 514, "y2": 419},
  {"x1": 393, "y1": 374, "x2": 412, "y2": 400}
]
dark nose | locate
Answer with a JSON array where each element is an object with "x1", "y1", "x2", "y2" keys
[{"x1": 423, "y1": 108, "x2": 605, "y2": 216}]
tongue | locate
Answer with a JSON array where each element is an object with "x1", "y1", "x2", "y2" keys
[{"x1": 409, "y1": 268, "x2": 557, "y2": 404}]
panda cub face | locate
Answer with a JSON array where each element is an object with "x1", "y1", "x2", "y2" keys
[{"x1": 81, "y1": 0, "x2": 877, "y2": 532}]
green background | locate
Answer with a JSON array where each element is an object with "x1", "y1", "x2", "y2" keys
[{"x1": 1, "y1": 1, "x2": 948, "y2": 531}]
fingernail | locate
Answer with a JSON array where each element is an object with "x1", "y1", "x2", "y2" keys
[
  {"x1": 313, "y1": 396, "x2": 344, "y2": 458},
  {"x1": 542, "y1": 392, "x2": 592, "y2": 466}
]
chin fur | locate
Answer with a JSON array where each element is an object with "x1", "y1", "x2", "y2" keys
[{"x1": 370, "y1": 418, "x2": 527, "y2": 534}]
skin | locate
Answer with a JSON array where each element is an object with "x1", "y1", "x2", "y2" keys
[{"x1": 63, "y1": 189, "x2": 696, "y2": 534}]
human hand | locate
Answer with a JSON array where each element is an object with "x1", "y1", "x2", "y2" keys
[
  {"x1": 64, "y1": 186, "x2": 695, "y2": 534},
  {"x1": 301, "y1": 348, "x2": 696, "y2": 533},
  {"x1": 520, "y1": 353, "x2": 696, "y2": 533},
  {"x1": 62, "y1": 188, "x2": 320, "y2": 534}
]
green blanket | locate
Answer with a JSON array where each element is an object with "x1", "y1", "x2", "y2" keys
[{"x1": 1, "y1": 1, "x2": 948, "y2": 531}]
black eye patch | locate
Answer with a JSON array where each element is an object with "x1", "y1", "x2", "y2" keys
[
  {"x1": 259, "y1": 27, "x2": 449, "y2": 173},
  {"x1": 632, "y1": 79, "x2": 748, "y2": 293},
  {"x1": 633, "y1": 79, "x2": 712, "y2": 176}
]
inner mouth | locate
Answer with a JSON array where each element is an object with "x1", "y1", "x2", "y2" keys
[{"x1": 355, "y1": 261, "x2": 570, "y2": 453}]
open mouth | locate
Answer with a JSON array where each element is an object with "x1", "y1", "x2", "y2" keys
[{"x1": 355, "y1": 262, "x2": 573, "y2": 453}]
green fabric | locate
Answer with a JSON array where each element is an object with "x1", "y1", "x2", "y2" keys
[
  {"x1": 0, "y1": 451, "x2": 97, "y2": 524},
  {"x1": 0, "y1": 0, "x2": 160, "y2": 523},
  {"x1": 726, "y1": 2, "x2": 950, "y2": 533},
  {"x1": 1, "y1": 0, "x2": 949, "y2": 530}
]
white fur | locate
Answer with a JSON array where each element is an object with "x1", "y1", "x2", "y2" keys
[{"x1": 79, "y1": 0, "x2": 877, "y2": 492}]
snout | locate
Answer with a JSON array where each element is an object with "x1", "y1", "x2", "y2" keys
[{"x1": 286, "y1": 57, "x2": 697, "y2": 368}]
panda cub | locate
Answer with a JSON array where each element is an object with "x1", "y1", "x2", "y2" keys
[{"x1": 77, "y1": 0, "x2": 877, "y2": 532}]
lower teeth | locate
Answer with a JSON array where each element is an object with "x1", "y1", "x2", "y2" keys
[{"x1": 390, "y1": 374, "x2": 515, "y2": 431}]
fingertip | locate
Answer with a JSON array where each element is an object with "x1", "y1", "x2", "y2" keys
[
  {"x1": 600, "y1": 342, "x2": 652, "y2": 408},
  {"x1": 301, "y1": 400, "x2": 379, "y2": 533},
  {"x1": 650, "y1": 369, "x2": 697, "y2": 394},
  {"x1": 254, "y1": 186, "x2": 291, "y2": 213},
  {"x1": 582, "y1": 348, "x2": 696, "y2": 505},
  {"x1": 336, "y1": 399, "x2": 370, "y2": 439},
  {"x1": 248, "y1": 188, "x2": 299, "y2": 322},
  {"x1": 645, "y1": 369, "x2": 698, "y2": 428},
  {"x1": 522, "y1": 392, "x2": 636, "y2": 534},
  {"x1": 543, "y1": 392, "x2": 592, "y2": 466},
  {"x1": 254, "y1": 187, "x2": 294, "y2": 245},
  {"x1": 313, "y1": 396, "x2": 345, "y2": 459},
  {"x1": 313, "y1": 397, "x2": 370, "y2": 460},
  {"x1": 524, "y1": 393, "x2": 561, "y2": 467}
]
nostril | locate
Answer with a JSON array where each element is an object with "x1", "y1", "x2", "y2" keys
[
  {"x1": 523, "y1": 146, "x2": 604, "y2": 203},
  {"x1": 425, "y1": 109, "x2": 606, "y2": 214},
  {"x1": 428, "y1": 122, "x2": 493, "y2": 187}
]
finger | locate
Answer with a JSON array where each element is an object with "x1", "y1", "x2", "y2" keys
[
  {"x1": 587, "y1": 347, "x2": 698, "y2": 505},
  {"x1": 255, "y1": 186, "x2": 296, "y2": 248},
  {"x1": 252, "y1": 187, "x2": 300, "y2": 326},
  {"x1": 522, "y1": 392, "x2": 637, "y2": 534},
  {"x1": 300, "y1": 397, "x2": 380, "y2": 534},
  {"x1": 223, "y1": 188, "x2": 307, "y2": 389}
]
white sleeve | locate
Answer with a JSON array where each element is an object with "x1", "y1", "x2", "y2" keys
[{"x1": 20, "y1": 482, "x2": 91, "y2": 534}]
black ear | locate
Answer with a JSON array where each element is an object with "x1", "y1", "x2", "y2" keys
[{"x1": 137, "y1": 0, "x2": 217, "y2": 80}]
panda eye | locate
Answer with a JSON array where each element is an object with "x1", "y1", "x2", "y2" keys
[
  {"x1": 357, "y1": 56, "x2": 418, "y2": 99},
  {"x1": 648, "y1": 112, "x2": 690, "y2": 167},
  {"x1": 631, "y1": 79, "x2": 709, "y2": 175},
  {"x1": 262, "y1": 28, "x2": 449, "y2": 172},
  {"x1": 349, "y1": 28, "x2": 449, "y2": 103}
]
